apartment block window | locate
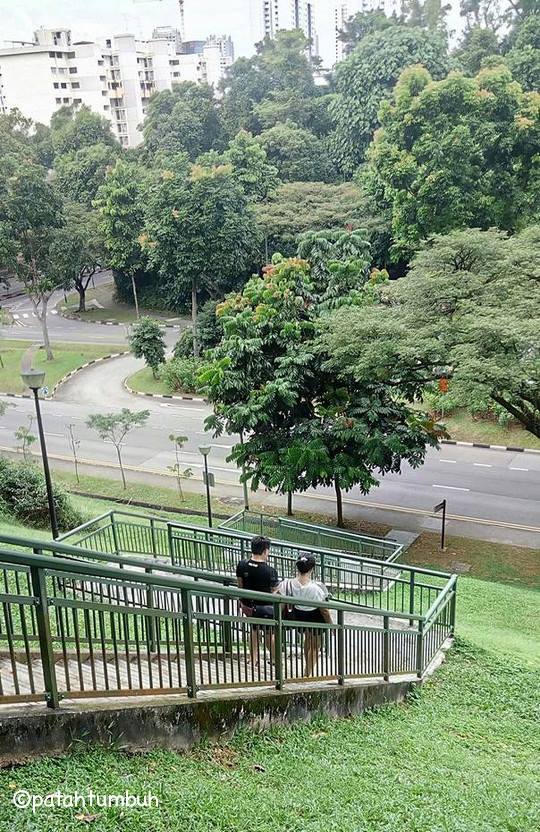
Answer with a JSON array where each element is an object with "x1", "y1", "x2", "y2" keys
[
  {"x1": 63, "y1": 97, "x2": 70, "y2": 103},
  {"x1": 60, "y1": 82, "x2": 67, "y2": 88},
  {"x1": 73, "y1": 98, "x2": 82, "y2": 104},
  {"x1": 102, "y1": 90, "x2": 107, "y2": 96},
  {"x1": 48, "y1": 51, "x2": 56, "y2": 58},
  {"x1": 55, "y1": 97, "x2": 61, "y2": 103},
  {"x1": 53, "y1": 82, "x2": 59, "y2": 89},
  {"x1": 69, "y1": 67, "x2": 78, "y2": 74},
  {"x1": 71, "y1": 82, "x2": 80, "y2": 89},
  {"x1": 51, "y1": 67, "x2": 57, "y2": 74}
]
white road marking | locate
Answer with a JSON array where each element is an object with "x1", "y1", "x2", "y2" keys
[
  {"x1": 45, "y1": 432, "x2": 63, "y2": 437},
  {"x1": 51, "y1": 310, "x2": 58, "y2": 315},
  {"x1": 473, "y1": 463, "x2": 492, "y2": 467},
  {"x1": 439, "y1": 459, "x2": 457, "y2": 463},
  {"x1": 509, "y1": 466, "x2": 529, "y2": 472},
  {"x1": 432, "y1": 484, "x2": 470, "y2": 492},
  {"x1": 212, "y1": 443, "x2": 233, "y2": 449},
  {"x1": 12, "y1": 314, "x2": 19, "y2": 319},
  {"x1": 22, "y1": 313, "x2": 29, "y2": 319}
]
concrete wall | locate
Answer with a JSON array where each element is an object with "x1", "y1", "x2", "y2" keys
[{"x1": 0, "y1": 678, "x2": 415, "y2": 765}]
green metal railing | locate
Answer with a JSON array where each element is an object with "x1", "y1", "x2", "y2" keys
[
  {"x1": 219, "y1": 510, "x2": 403, "y2": 562},
  {"x1": 0, "y1": 532, "x2": 456, "y2": 708},
  {"x1": 58, "y1": 510, "x2": 450, "y2": 618}
]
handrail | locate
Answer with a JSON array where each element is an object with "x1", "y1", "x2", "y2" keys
[
  {"x1": 56, "y1": 509, "x2": 113, "y2": 541},
  {"x1": 279, "y1": 517, "x2": 398, "y2": 547},
  {"x1": 0, "y1": 544, "x2": 422, "y2": 622},
  {"x1": 78, "y1": 511, "x2": 452, "y2": 580},
  {"x1": 423, "y1": 575, "x2": 458, "y2": 623}
]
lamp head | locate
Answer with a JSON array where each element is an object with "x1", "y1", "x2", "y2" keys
[
  {"x1": 20, "y1": 368, "x2": 46, "y2": 391},
  {"x1": 198, "y1": 445, "x2": 211, "y2": 457}
]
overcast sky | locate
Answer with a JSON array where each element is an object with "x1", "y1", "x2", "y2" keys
[{"x1": 0, "y1": 1, "x2": 467, "y2": 65}]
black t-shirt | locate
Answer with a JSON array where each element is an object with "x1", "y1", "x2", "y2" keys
[{"x1": 236, "y1": 558, "x2": 279, "y2": 605}]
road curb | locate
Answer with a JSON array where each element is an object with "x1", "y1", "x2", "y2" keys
[
  {"x1": 440, "y1": 438, "x2": 540, "y2": 455},
  {"x1": 59, "y1": 310, "x2": 180, "y2": 329},
  {"x1": 123, "y1": 378, "x2": 206, "y2": 403}
]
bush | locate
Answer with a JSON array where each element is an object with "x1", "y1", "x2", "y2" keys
[
  {"x1": 159, "y1": 357, "x2": 204, "y2": 394},
  {"x1": 0, "y1": 457, "x2": 82, "y2": 531},
  {"x1": 198, "y1": 299, "x2": 224, "y2": 352},
  {"x1": 173, "y1": 328, "x2": 194, "y2": 359}
]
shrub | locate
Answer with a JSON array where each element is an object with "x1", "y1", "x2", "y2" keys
[
  {"x1": 160, "y1": 357, "x2": 204, "y2": 394},
  {"x1": 0, "y1": 457, "x2": 82, "y2": 531},
  {"x1": 173, "y1": 328, "x2": 194, "y2": 359}
]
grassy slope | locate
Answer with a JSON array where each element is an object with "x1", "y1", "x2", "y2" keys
[
  {"x1": 0, "y1": 477, "x2": 538, "y2": 830},
  {"x1": 126, "y1": 365, "x2": 171, "y2": 396},
  {"x1": 0, "y1": 583, "x2": 537, "y2": 831},
  {"x1": 0, "y1": 340, "x2": 123, "y2": 395},
  {"x1": 58, "y1": 282, "x2": 180, "y2": 324},
  {"x1": 442, "y1": 408, "x2": 540, "y2": 450}
]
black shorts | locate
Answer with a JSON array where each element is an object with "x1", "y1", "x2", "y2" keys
[{"x1": 292, "y1": 608, "x2": 325, "y2": 630}]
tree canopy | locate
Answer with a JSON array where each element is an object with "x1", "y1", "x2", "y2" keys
[
  {"x1": 365, "y1": 62, "x2": 540, "y2": 260},
  {"x1": 330, "y1": 24, "x2": 449, "y2": 174},
  {"x1": 321, "y1": 227, "x2": 540, "y2": 437}
]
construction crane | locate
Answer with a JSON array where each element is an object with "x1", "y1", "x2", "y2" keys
[{"x1": 132, "y1": 0, "x2": 185, "y2": 41}]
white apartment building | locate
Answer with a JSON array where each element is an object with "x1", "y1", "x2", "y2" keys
[
  {"x1": 334, "y1": 0, "x2": 403, "y2": 62},
  {"x1": 0, "y1": 26, "x2": 234, "y2": 148},
  {"x1": 249, "y1": 0, "x2": 318, "y2": 55}
]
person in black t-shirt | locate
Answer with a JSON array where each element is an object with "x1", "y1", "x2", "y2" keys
[{"x1": 236, "y1": 536, "x2": 279, "y2": 668}]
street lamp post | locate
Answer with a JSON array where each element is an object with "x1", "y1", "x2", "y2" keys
[
  {"x1": 199, "y1": 445, "x2": 213, "y2": 528},
  {"x1": 21, "y1": 369, "x2": 59, "y2": 539}
]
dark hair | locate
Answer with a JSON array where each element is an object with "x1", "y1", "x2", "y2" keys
[
  {"x1": 296, "y1": 554, "x2": 316, "y2": 574},
  {"x1": 251, "y1": 536, "x2": 271, "y2": 556}
]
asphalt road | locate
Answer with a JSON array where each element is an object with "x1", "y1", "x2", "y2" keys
[
  {"x1": 0, "y1": 272, "x2": 130, "y2": 346},
  {"x1": 0, "y1": 355, "x2": 539, "y2": 548}
]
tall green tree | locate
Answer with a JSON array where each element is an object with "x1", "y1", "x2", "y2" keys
[
  {"x1": 220, "y1": 30, "x2": 318, "y2": 137},
  {"x1": 143, "y1": 162, "x2": 261, "y2": 356},
  {"x1": 95, "y1": 159, "x2": 148, "y2": 317},
  {"x1": 506, "y1": 14, "x2": 540, "y2": 91},
  {"x1": 50, "y1": 105, "x2": 118, "y2": 156},
  {"x1": 0, "y1": 164, "x2": 63, "y2": 359},
  {"x1": 365, "y1": 63, "x2": 540, "y2": 260},
  {"x1": 198, "y1": 130, "x2": 280, "y2": 201},
  {"x1": 48, "y1": 203, "x2": 105, "y2": 313},
  {"x1": 330, "y1": 24, "x2": 449, "y2": 174},
  {"x1": 256, "y1": 122, "x2": 336, "y2": 182},
  {"x1": 204, "y1": 257, "x2": 438, "y2": 526},
  {"x1": 142, "y1": 82, "x2": 225, "y2": 160},
  {"x1": 53, "y1": 142, "x2": 119, "y2": 206},
  {"x1": 321, "y1": 227, "x2": 540, "y2": 438}
]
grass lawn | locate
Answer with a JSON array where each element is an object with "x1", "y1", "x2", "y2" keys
[
  {"x1": 126, "y1": 365, "x2": 171, "y2": 396},
  {"x1": 0, "y1": 340, "x2": 124, "y2": 395},
  {"x1": 406, "y1": 532, "x2": 540, "y2": 589},
  {"x1": 441, "y1": 408, "x2": 540, "y2": 450},
  {"x1": 57, "y1": 282, "x2": 181, "y2": 325},
  {"x1": 0, "y1": 578, "x2": 538, "y2": 831},
  {"x1": 0, "y1": 472, "x2": 538, "y2": 829}
]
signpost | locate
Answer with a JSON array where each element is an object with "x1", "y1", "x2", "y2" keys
[{"x1": 434, "y1": 499, "x2": 447, "y2": 550}]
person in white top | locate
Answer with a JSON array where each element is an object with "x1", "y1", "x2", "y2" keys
[{"x1": 280, "y1": 554, "x2": 332, "y2": 676}]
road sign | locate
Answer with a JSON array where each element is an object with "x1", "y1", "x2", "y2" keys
[
  {"x1": 434, "y1": 500, "x2": 445, "y2": 513},
  {"x1": 203, "y1": 471, "x2": 215, "y2": 488}
]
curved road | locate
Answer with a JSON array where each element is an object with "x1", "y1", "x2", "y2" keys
[{"x1": 0, "y1": 351, "x2": 539, "y2": 547}]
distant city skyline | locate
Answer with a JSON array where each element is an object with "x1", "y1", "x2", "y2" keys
[{"x1": 1, "y1": 0, "x2": 470, "y2": 68}]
